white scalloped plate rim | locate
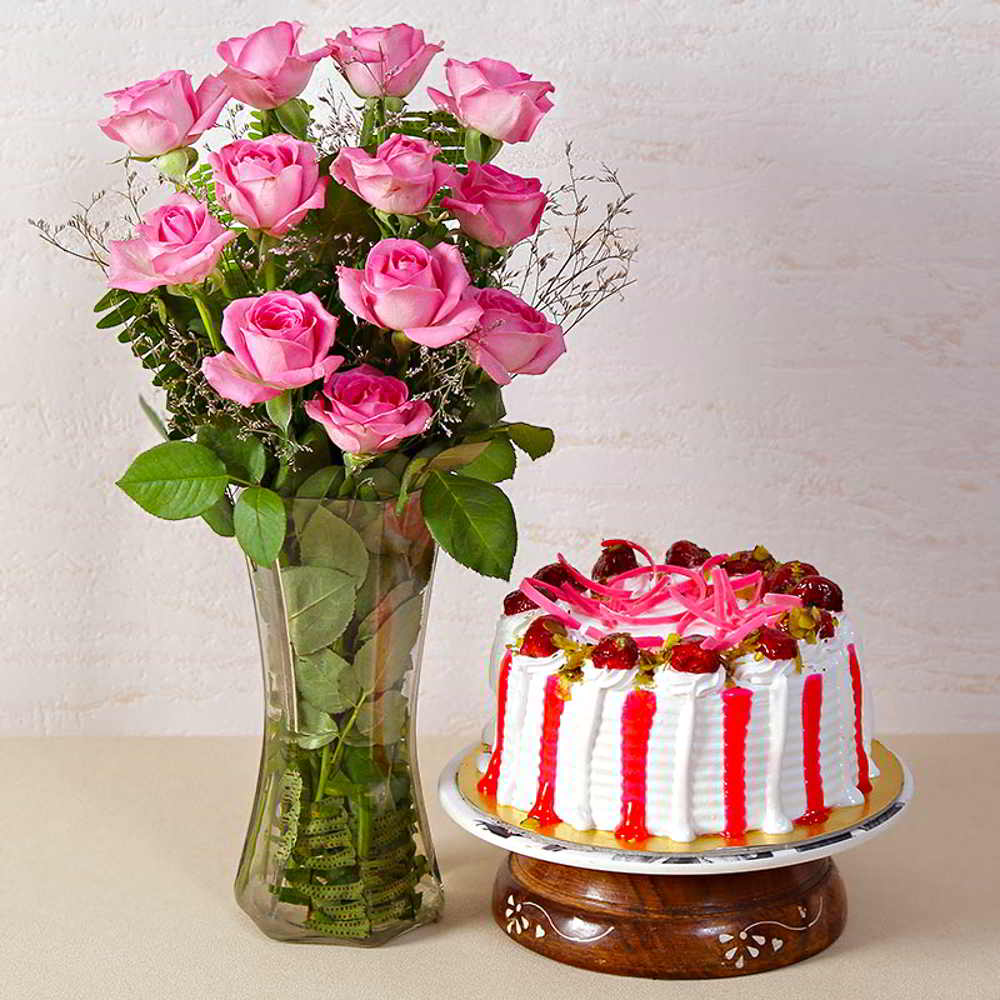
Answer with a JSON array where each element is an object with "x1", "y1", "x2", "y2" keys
[{"x1": 437, "y1": 743, "x2": 914, "y2": 875}]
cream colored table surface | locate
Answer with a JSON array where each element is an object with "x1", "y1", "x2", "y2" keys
[{"x1": 3, "y1": 733, "x2": 997, "y2": 1000}]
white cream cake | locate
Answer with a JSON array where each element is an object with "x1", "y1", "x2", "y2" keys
[{"x1": 477, "y1": 540, "x2": 877, "y2": 843}]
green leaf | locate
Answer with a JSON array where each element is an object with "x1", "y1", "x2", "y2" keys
[
  {"x1": 356, "y1": 467, "x2": 401, "y2": 499},
  {"x1": 265, "y1": 391, "x2": 292, "y2": 434},
  {"x1": 354, "y1": 551, "x2": 412, "y2": 623},
  {"x1": 349, "y1": 690, "x2": 408, "y2": 746},
  {"x1": 295, "y1": 649, "x2": 362, "y2": 714},
  {"x1": 459, "y1": 436, "x2": 516, "y2": 483},
  {"x1": 138, "y1": 395, "x2": 168, "y2": 440},
  {"x1": 96, "y1": 300, "x2": 137, "y2": 328},
  {"x1": 296, "y1": 466, "x2": 345, "y2": 500},
  {"x1": 382, "y1": 452, "x2": 410, "y2": 479},
  {"x1": 318, "y1": 178, "x2": 381, "y2": 241},
  {"x1": 458, "y1": 382, "x2": 506, "y2": 432},
  {"x1": 423, "y1": 441, "x2": 491, "y2": 476},
  {"x1": 116, "y1": 441, "x2": 229, "y2": 520},
  {"x1": 273, "y1": 97, "x2": 310, "y2": 139},
  {"x1": 353, "y1": 595, "x2": 424, "y2": 693},
  {"x1": 343, "y1": 747, "x2": 388, "y2": 784},
  {"x1": 234, "y1": 487, "x2": 286, "y2": 566},
  {"x1": 94, "y1": 289, "x2": 127, "y2": 312},
  {"x1": 420, "y1": 471, "x2": 516, "y2": 579},
  {"x1": 196, "y1": 423, "x2": 266, "y2": 483},
  {"x1": 201, "y1": 495, "x2": 235, "y2": 537},
  {"x1": 297, "y1": 506, "x2": 369, "y2": 585},
  {"x1": 505, "y1": 422, "x2": 555, "y2": 460},
  {"x1": 356, "y1": 581, "x2": 415, "y2": 644},
  {"x1": 281, "y1": 566, "x2": 356, "y2": 655},
  {"x1": 297, "y1": 702, "x2": 339, "y2": 750}
]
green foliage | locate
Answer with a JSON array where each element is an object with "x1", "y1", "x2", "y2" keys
[
  {"x1": 420, "y1": 469, "x2": 517, "y2": 579},
  {"x1": 353, "y1": 595, "x2": 423, "y2": 694},
  {"x1": 295, "y1": 649, "x2": 362, "y2": 714},
  {"x1": 348, "y1": 691, "x2": 407, "y2": 746},
  {"x1": 273, "y1": 98, "x2": 311, "y2": 140},
  {"x1": 138, "y1": 395, "x2": 169, "y2": 440},
  {"x1": 196, "y1": 422, "x2": 266, "y2": 483},
  {"x1": 297, "y1": 506, "x2": 369, "y2": 585},
  {"x1": 458, "y1": 436, "x2": 516, "y2": 483},
  {"x1": 234, "y1": 486, "x2": 286, "y2": 566},
  {"x1": 296, "y1": 702, "x2": 340, "y2": 750},
  {"x1": 116, "y1": 441, "x2": 229, "y2": 520},
  {"x1": 201, "y1": 495, "x2": 236, "y2": 537},
  {"x1": 504, "y1": 422, "x2": 555, "y2": 460},
  {"x1": 282, "y1": 566, "x2": 356, "y2": 654},
  {"x1": 265, "y1": 391, "x2": 293, "y2": 435},
  {"x1": 296, "y1": 466, "x2": 346, "y2": 500}
]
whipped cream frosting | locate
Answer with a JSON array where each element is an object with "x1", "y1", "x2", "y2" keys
[{"x1": 480, "y1": 607, "x2": 876, "y2": 842}]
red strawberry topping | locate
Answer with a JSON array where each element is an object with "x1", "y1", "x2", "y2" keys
[
  {"x1": 591, "y1": 540, "x2": 639, "y2": 582},
  {"x1": 755, "y1": 626, "x2": 798, "y2": 661},
  {"x1": 817, "y1": 610, "x2": 835, "y2": 639},
  {"x1": 790, "y1": 575, "x2": 844, "y2": 612},
  {"x1": 503, "y1": 590, "x2": 538, "y2": 616},
  {"x1": 664, "y1": 539, "x2": 711, "y2": 568},
  {"x1": 669, "y1": 636, "x2": 723, "y2": 674},
  {"x1": 723, "y1": 545, "x2": 778, "y2": 577},
  {"x1": 765, "y1": 560, "x2": 819, "y2": 594},
  {"x1": 591, "y1": 632, "x2": 641, "y2": 670},
  {"x1": 519, "y1": 616, "x2": 567, "y2": 658},
  {"x1": 533, "y1": 562, "x2": 586, "y2": 592}
]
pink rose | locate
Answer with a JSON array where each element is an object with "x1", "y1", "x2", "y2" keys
[
  {"x1": 201, "y1": 291, "x2": 343, "y2": 406},
  {"x1": 305, "y1": 365, "x2": 432, "y2": 454},
  {"x1": 428, "y1": 58, "x2": 554, "y2": 144},
  {"x1": 107, "y1": 193, "x2": 235, "y2": 293},
  {"x1": 464, "y1": 288, "x2": 565, "y2": 385},
  {"x1": 332, "y1": 134, "x2": 457, "y2": 215},
  {"x1": 327, "y1": 24, "x2": 441, "y2": 98},
  {"x1": 208, "y1": 135, "x2": 329, "y2": 236},
  {"x1": 337, "y1": 239, "x2": 483, "y2": 348},
  {"x1": 217, "y1": 20, "x2": 329, "y2": 110},
  {"x1": 98, "y1": 70, "x2": 229, "y2": 158},
  {"x1": 441, "y1": 162, "x2": 546, "y2": 248}
]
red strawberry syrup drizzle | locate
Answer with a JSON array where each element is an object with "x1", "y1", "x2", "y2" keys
[
  {"x1": 795, "y1": 673, "x2": 830, "y2": 825},
  {"x1": 477, "y1": 652, "x2": 512, "y2": 798},
  {"x1": 615, "y1": 689, "x2": 657, "y2": 842},
  {"x1": 848, "y1": 643, "x2": 872, "y2": 795},
  {"x1": 526, "y1": 674, "x2": 566, "y2": 826},
  {"x1": 721, "y1": 687, "x2": 753, "y2": 839}
]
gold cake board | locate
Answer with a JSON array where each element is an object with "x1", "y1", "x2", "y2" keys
[{"x1": 458, "y1": 739, "x2": 903, "y2": 855}]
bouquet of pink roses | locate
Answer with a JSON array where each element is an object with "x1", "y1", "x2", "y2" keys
[
  {"x1": 45, "y1": 18, "x2": 636, "y2": 576},
  {"x1": 41, "y1": 19, "x2": 634, "y2": 944}
]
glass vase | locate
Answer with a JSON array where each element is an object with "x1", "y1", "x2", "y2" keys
[{"x1": 235, "y1": 492, "x2": 444, "y2": 945}]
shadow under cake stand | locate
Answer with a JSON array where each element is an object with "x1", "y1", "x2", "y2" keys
[{"x1": 438, "y1": 740, "x2": 911, "y2": 979}]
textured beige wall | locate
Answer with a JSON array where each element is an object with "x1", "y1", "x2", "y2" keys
[{"x1": 2, "y1": 1, "x2": 998, "y2": 736}]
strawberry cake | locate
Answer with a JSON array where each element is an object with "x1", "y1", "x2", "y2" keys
[{"x1": 477, "y1": 539, "x2": 877, "y2": 843}]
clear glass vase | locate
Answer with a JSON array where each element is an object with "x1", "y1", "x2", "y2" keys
[{"x1": 235, "y1": 492, "x2": 444, "y2": 945}]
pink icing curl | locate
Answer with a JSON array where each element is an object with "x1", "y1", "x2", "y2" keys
[
  {"x1": 554, "y1": 553, "x2": 631, "y2": 598},
  {"x1": 519, "y1": 580, "x2": 581, "y2": 630},
  {"x1": 514, "y1": 539, "x2": 807, "y2": 653}
]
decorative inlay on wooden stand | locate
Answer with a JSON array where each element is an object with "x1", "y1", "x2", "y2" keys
[{"x1": 439, "y1": 741, "x2": 912, "y2": 979}]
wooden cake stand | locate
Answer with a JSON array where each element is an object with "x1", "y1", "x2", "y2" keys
[{"x1": 438, "y1": 740, "x2": 912, "y2": 979}]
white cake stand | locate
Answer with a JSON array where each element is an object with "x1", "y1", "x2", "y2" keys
[{"x1": 438, "y1": 740, "x2": 913, "y2": 978}]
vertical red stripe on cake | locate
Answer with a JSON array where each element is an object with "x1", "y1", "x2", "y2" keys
[
  {"x1": 795, "y1": 673, "x2": 830, "y2": 825},
  {"x1": 847, "y1": 643, "x2": 872, "y2": 795},
  {"x1": 615, "y1": 688, "x2": 657, "y2": 842},
  {"x1": 721, "y1": 686, "x2": 753, "y2": 838},
  {"x1": 477, "y1": 651, "x2": 512, "y2": 798},
  {"x1": 526, "y1": 673, "x2": 566, "y2": 826}
]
